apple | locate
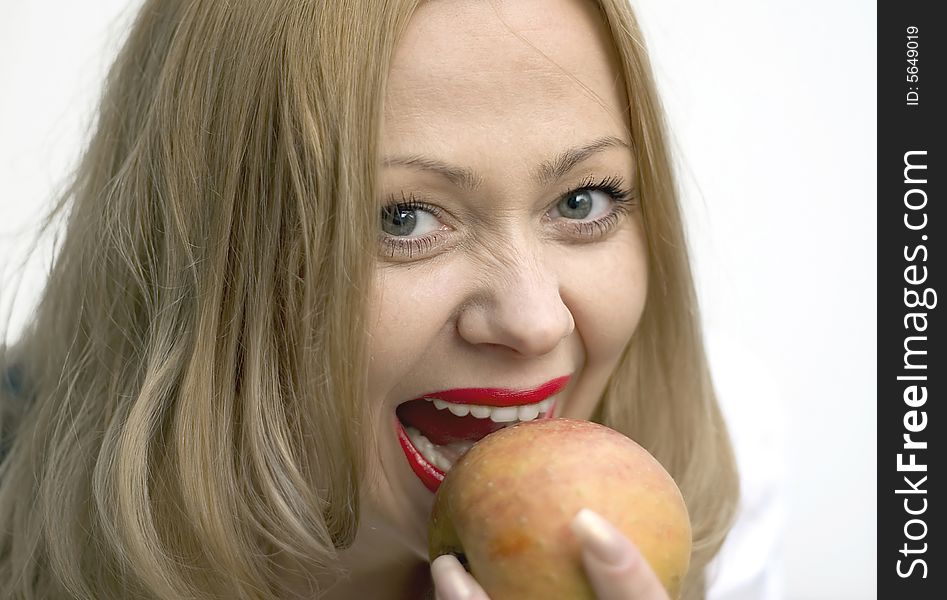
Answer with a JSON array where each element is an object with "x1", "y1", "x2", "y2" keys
[{"x1": 428, "y1": 418, "x2": 691, "y2": 599}]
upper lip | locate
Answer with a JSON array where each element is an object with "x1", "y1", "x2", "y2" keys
[{"x1": 415, "y1": 374, "x2": 571, "y2": 408}]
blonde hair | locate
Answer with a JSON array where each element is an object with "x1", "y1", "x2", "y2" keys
[{"x1": 0, "y1": 1, "x2": 738, "y2": 598}]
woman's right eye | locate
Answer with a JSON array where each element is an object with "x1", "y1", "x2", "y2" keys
[
  {"x1": 378, "y1": 196, "x2": 452, "y2": 259},
  {"x1": 380, "y1": 203, "x2": 441, "y2": 237}
]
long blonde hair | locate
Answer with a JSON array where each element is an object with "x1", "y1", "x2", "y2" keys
[{"x1": 0, "y1": 1, "x2": 738, "y2": 598}]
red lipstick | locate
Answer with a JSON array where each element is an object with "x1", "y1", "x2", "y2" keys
[
  {"x1": 397, "y1": 420, "x2": 445, "y2": 493},
  {"x1": 418, "y1": 374, "x2": 571, "y2": 407},
  {"x1": 396, "y1": 375, "x2": 570, "y2": 493}
]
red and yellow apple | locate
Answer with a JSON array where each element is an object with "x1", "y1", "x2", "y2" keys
[{"x1": 428, "y1": 418, "x2": 692, "y2": 599}]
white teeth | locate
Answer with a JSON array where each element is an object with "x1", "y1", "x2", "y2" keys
[
  {"x1": 404, "y1": 396, "x2": 559, "y2": 475},
  {"x1": 469, "y1": 405, "x2": 492, "y2": 419},
  {"x1": 426, "y1": 395, "x2": 557, "y2": 423},
  {"x1": 517, "y1": 403, "x2": 540, "y2": 421},
  {"x1": 447, "y1": 403, "x2": 471, "y2": 417},
  {"x1": 488, "y1": 406, "x2": 519, "y2": 423},
  {"x1": 405, "y1": 426, "x2": 453, "y2": 472}
]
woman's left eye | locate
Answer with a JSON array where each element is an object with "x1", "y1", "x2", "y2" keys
[
  {"x1": 550, "y1": 188, "x2": 613, "y2": 222},
  {"x1": 547, "y1": 175, "x2": 637, "y2": 240}
]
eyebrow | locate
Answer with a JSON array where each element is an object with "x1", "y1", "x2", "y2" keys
[{"x1": 382, "y1": 135, "x2": 631, "y2": 192}]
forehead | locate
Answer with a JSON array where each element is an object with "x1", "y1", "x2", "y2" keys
[{"x1": 383, "y1": 0, "x2": 630, "y2": 153}]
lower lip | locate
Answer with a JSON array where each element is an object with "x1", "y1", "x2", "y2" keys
[
  {"x1": 396, "y1": 400, "x2": 558, "y2": 494},
  {"x1": 396, "y1": 419, "x2": 445, "y2": 493}
]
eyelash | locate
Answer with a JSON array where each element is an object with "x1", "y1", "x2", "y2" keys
[{"x1": 379, "y1": 175, "x2": 638, "y2": 259}]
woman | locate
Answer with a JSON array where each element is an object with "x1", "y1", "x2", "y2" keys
[{"x1": 0, "y1": 0, "x2": 739, "y2": 598}]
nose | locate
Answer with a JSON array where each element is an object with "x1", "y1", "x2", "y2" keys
[{"x1": 456, "y1": 243, "x2": 575, "y2": 358}]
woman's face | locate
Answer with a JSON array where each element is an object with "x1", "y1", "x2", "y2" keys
[{"x1": 363, "y1": 0, "x2": 647, "y2": 559}]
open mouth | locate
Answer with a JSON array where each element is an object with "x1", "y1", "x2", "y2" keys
[{"x1": 395, "y1": 375, "x2": 570, "y2": 493}]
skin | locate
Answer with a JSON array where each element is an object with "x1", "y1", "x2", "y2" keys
[{"x1": 321, "y1": 0, "x2": 662, "y2": 598}]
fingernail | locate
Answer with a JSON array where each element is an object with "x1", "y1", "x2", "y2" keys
[
  {"x1": 570, "y1": 508, "x2": 634, "y2": 567},
  {"x1": 431, "y1": 554, "x2": 474, "y2": 599}
]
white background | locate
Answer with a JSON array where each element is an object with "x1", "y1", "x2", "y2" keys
[{"x1": 0, "y1": 2, "x2": 876, "y2": 599}]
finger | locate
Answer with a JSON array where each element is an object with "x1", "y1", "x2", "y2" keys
[
  {"x1": 431, "y1": 554, "x2": 491, "y2": 600},
  {"x1": 571, "y1": 509, "x2": 671, "y2": 600}
]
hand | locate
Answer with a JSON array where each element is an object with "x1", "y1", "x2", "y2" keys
[{"x1": 430, "y1": 508, "x2": 670, "y2": 600}]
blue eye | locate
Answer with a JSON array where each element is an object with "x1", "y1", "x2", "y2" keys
[
  {"x1": 553, "y1": 189, "x2": 613, "y2": 221},
  {"x1": 380, "y1": 205, "x2": 416, "y2": 236},
  {"x1": 547, "y1": 175, "x2": 638, "y2": 241},
  {"x1": 378, "y1": 195, "x2": 452, "y2": 259},
  {"x1": 380, "y1": 197, "x2": 445, "y2": 238}
]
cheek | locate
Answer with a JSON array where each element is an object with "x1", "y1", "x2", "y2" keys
[
  {"x1": 365, "y1": 267, "x2": 457, "y2": 403},
  {"x1": 561, "y1": 222, "x2": 648, "y2": 366}
]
